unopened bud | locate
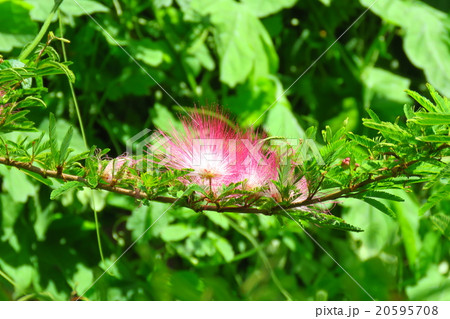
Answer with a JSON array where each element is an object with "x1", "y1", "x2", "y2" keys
[
  {"x1": 341, "y1": 157, "x2": 351, "y2": 168},
  {"x1": 100, "y1": 156, "x2": 135, "y2": 183}
]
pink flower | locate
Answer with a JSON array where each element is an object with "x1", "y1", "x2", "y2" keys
[
  {"x1": 235, "y1": 143, "x2": 279, "y2": 190},
  {"x1": 269, "y1": 176, "x2": 309, "y2": 205},
  {"x1": 100, "y1": 155, "x2": 136, "y2": 183},
  {"x1": 149, "y1": 109, "x2": 279, "y2": 193}
]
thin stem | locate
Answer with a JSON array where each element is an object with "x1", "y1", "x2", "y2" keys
[
  {"x1": 58, "y1": 9, "x2": 88, "y2": 150},
  {"x1": 227, "y1": 217, "x2": 293, "y2": 301},
  {"x1": 91, "y1": 189, "x2": 106, "y2": 270},
  {"x1": 0, "y1": 269, "x2": 16, "y2": 287},
  {"x1": 19, "y1": 0, "x2": 64, "y2": 61}
]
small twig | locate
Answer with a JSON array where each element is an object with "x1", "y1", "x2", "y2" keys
[{"x1": 0, "y1": 157, "x2": 426, "y2": 216}]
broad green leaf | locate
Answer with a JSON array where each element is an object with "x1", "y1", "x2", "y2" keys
[
  {"x1": 161, "y1": 224, "x2": 192, "y2": 241},
  {"x1": 205, "y1": 212, "x2": 230, "y2": 230},
  {"x1": 171, "y1": 271, "x2": 204, "y2": 300},
  {"x1": 191, "y1": 0, "x2": 278, "y2": 87},
  {"x1": 241, "y1": 0, "x2": 297, "y2": 18},
  {"x1": 129, "y1": 39, "x2": 172, "y2": 67},
  {"x1": 264, "y1": 97, "x2": 305, "y2": 139},
  {"x1": 69, "y1": 264, "x2": 94, "y2": 296},
  {"x1": 126, "y1": 205, "x2": 154, "y2": 241},
  {"x1": 50, "y1": 181, "x2": 84, "y2": 200},
  {"x1": 0, "y1": 166, "x2": 36, "y2": 203},
  {"x1": 342, "y1": 198, "x2": 397, "y2": 260},
  {"x1": 361, "y1": 0, "x2": 450, "y2": 96},
  {"x1": 362, "y1": 67, "x2": 411, "y2": 104},
  {"x1": 392, "y1": 191, "x2": 421, "y2": 272},
  {"x1": 34, "y1": 201, "x2": 56, "y2": 241},
  {"x1": 76, "y1": 188, "x2": 107, "y2": 211},
  {"x1": 318, "y1": 0, "x2": 332, "y2": 6},
  {"x1": 0, "y1": 193, "x2": 24, "y2": 241},
  {"x1": 150, "y1": 103, "x2": 182, "y2": 132},
  {"x1": 224, "y1": 77, "x2": 278, "y2": 126},
  {"x1": 24, "y1": 0, "x2": 108, "y2": 22},
  {"x1": 406, "y1": 265, "x2": 450, "y2": 301},
  {"x1": 0, "y1": 263, "x2": 34, "y2": 293},
  {"x1": 0, "y1": 0, "x2": 37, "y2": 52},
  {"x1": 214, "y1": 237, "x2": 234, "y2": 262}
]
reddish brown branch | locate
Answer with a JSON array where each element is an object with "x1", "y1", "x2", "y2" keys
[{"x1": 0, "y1": 157, "x2": 423, "y2": 215}]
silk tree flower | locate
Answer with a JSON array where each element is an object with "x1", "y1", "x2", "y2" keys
[
  {"x1": 269, "y1": 176, "x2": 309, "y2": 203},
  {"x1": 149, "y1": 109, "x2": 279, "y2": 193},
  {"x1": 236, "y1": 144, "x2": 279, "y2": 191},
  {"x1": 100, "y1": 155, "x2": 136, "y2": 183}
]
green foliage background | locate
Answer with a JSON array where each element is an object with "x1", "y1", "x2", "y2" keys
[{"x1": 0, "y1": 0, "x2": 449, "y2": 300}]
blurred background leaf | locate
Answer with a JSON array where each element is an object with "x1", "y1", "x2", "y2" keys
[{"x1": 0, "y1": 0, "x2": 449, "y2": 301}]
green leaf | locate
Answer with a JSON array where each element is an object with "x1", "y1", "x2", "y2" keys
[
  {"x1": 241, "y1": 0, "x2": 297, "y2": 18},
  {"x1": 213, "y1": 236, "x2": 234, "y2": 262},
  {"x1": 361, "y1": 0, "x2": 450, "y2": 96},
  {"x1": 0, "y1": 166, "x2": 36, "y2": 203},
  {"x1": 50, "y1": 181, "x2": 85, "y2": 200},
  {"x1": 0, "y1": 0, "x2": 37, "y2": 52},
  {"x1": 416, "y1": 135, "x2": 450, "y2": 143},
  {"x1": 21, "y1": 170, "x2": 53, "y2": 186},
  {"x1": 191, "y1": 0, "x2": 278, "y2": 87},
  {"x1": 25, "y1": 0, "x2": 108, "y2": 21},
  {"x1": 409, "y1": 112, "x2": 450, "y2": 126},
  {"x1": 362, "y1": 67, "x2": 411, "y2": 104},
  {"x1": 405, "y1": 89, "x2": 437, "y2": 113},
  {"x1": 69, "y1": 264, "x2": 94, "y2": 296},
  {"x1": 264, "y1": 98, "x2": 305, "y2": 139},
  {"x1": 129, "y1": 39, "x2": 171, "y2": 67},
  {"x1": 342, "y1": 198, "x2": 397, "y2": 260},
  {"x1": 406, "y1": 265, "x2": 450, "y2": 301},
  {"x1": 39, "y1": 61, "x2": 75, "y2": 83},
  {"x1": 364, "y1": 190, "x2": 405, "y2": 202},
  {"x1": 292, "y1": 210, "x2": 363, "y2": 232},
  {"x1": 389, "y1": 190, "x2": 421, "y2": 272},
  {"x1": 183, "y1": 184, "x2": 207, "y2": 196},
  {"x1": 160, "y1": 224, "x2": 192, "y2": 241},
  {"x1": 59, "y1": 126, "x2": 73, "y2": 165},
  {"x1": 426, "y1": 83, "x2": 448, "y2": 113},
  {"x1": 205, "y1": 212, "x2": 230, "y2": 230},
  {"x1": 366, "y1": 109, "x2": 381, "y2": 123},
  {"x1": 48, "y1": 113, "x2": 59, "y2": 164},
  {"x1": 419, "y1": 184, "x2": 450, "y2": 215},
  {"x1": 346, "y1": 132, "x2": 376, "y2": 149},
  {"x1": 362, "y1": 197, "x2": 397, "y2": 218},
  {"x1": 363, "y1": 120, "x2": 413, "y2": 142},
  {"x1": 430, "y1": 213, "x2": 450, "y2": 238}
]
